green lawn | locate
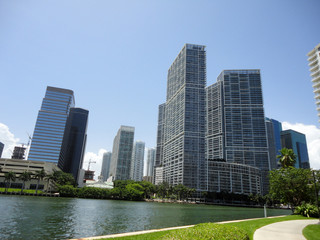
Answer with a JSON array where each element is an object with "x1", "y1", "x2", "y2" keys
[
  {"x1": 103, "y1": 215, "x2": 314, "y2": 240},
  {"x1": 0, "y1": 188, "x2": 44, "y2": 194},
  {"x1": 303, "y1": 222, "x2": 320, "y2": 240}
]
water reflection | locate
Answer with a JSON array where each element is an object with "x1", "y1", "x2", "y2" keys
[{"x1": 0, "y1": 195, "x2": 290, "y2": 239}]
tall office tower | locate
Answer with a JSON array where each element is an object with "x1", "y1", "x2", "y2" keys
[
  {"x1": 58, "y1": 108, "x2": 88, "y2": 182},
  {"x1": 109, "y1": 126, "x2": 135, "y2": 180},
  {"x1": 11, "y1": 146, "x2": 26, "y2": 159},
  {"x1": 146, "y1": 147, "x2": 156, "y2": 177},
  {"x1": 130, "y1": 141, "x2": 145, "y2": 181},
  {"x1": 265, "y1": 118, "x2": 282, "y2": 169},
  {"x1": 281, "y1": 129, "x2": 310, "y2": 169},
  {"x1": 163, "y1": 44, "x2": 206, "y2": 190},
  {"x1": 155, "y1": 103, "x2": 166, "y2": 167},
  {"x1": 206, "y1": 70, "x2": 270, "y2": 194},
  {"x1": 101, "y1": 152, "x2": 112, "y2": 181},
  {"x1": 28, "y1": 86, "x2": 75, "y2": 163},
  {"x1": 0, "y1": 142, "x2": 3, "y2": 158},
  {"x1": 307, "y1": 43, "x2": 320, "y2": 123}
]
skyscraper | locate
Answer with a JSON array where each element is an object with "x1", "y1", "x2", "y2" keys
[
  {"x1": 307, "y1": 43, "x2": 320, "y2": 123},
  {"x1": 28, "y1": 86, "x2": 75, "y2": 163},
  {"x1": 162, "y1": 44, "x2": 207, "y2": 190},
  {"x1": 0, "y1": 142, "x2": 4, "y2": 158},
  {"x1": 109, "y1": 126, "x2": 135, "y2": 180},
  {"x1": 101, "y1": 152, "x2": 112, "y2": 181},
  {"x1": 281, "y1": 129, "x2": 310, "y2": 169},
  {"x1": 155, "y1": 103, "x2": 166, "y2": 168},
  {"x1": 58, "y1": 108, "x2": 88, "y2": 182},
  {"x1": 146, "y1": 147, "x2": 156, "y2": 177},
  {"x1": 130, "y1": 141, "x2": 145, "y2": 181},
  {"x1": 206, "y1": 70, "x2": 270, "y2": 194},
  {"x1": 265, "y1": 117, "x2": 282, "y2": 169}
]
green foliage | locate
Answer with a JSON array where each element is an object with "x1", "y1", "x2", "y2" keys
[
  {"x1": 52, "y1": 170, "x2": 76, "y2": 186},
  {"x1": 125, "y1": 183, "x2": 145, "y2": 200},
  {"x1": 269, "y1": 168, "x2": 313, "y2": 210},
  {"x1": 303, "y1": 224, "x2": 320, "y2": 240},
  {"x1": 160, "y1": 223, "x2": 248, "y2": 240},
  {"x1": 58, "y1": 185, "x2": 77, "y2": 197},
  {"x1": 277, "y1": 148, "x2": 296, "y2": 168},
  {"x1": 294, "y1": 203, "x2": 319, "y2": 218},
  {"x1": 19, "y1": 171, "x2": 32, "y2": 193}
]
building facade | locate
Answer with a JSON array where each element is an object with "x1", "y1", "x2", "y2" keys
[
  {"x1": 307, "y1": 43, "x2": 320, "y2": 123},
  {"x1": 155, "y1": 103, "x2": 166, "y2": 168},
  {"x1": 280, "y1": 129, "x2": 310, "y2": 169},
  {"x1": 265, "y1": 118, "x2": 282, "y2": 169},
  {"x1": 146, "y1": 147, "x2": 156, "y2": 177},
  {"x1": 130, "y1": 141, "x2": 145, "y2": 181},
  {"x1": 0, "y1": 142, "x2": 4, "y2": 158},
  {"x1": 11, "y1": 146, "x2": 26, "y2": 159},
  {"x1": 162, "y1": 44, "x2": 207, "y2": 191},
  {"x1": 109, "y1": 126, "x2": 135, "y2": 180},
  {"x1": 206, "y1": 70, "x2": 270, "y2": 194},
  {"x1": 100, "y1": 152, "x2": 112, "y2": 181},
  {"x1": 28, "y1": 86, "x2": 75, "y2": 163},
  {"x1": 58, "y1": 108, "x2": 88, "y2": 182}
]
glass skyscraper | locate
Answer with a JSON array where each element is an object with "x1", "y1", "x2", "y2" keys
[
  {"x1": 28, "y1": 86, "x2": 75, "y2": 163},
  {"x1": 206, "y1": 70, "x2": 270, "y2": 194},
  {"x1": 163, "y1": 44, "x2": 206, "y2": 190},
  {"x1": 109, "y1": 125, "x2": 135, "y2": 180},
  {"x1": 130, "y1": 141, "x2": 145, "y2": 181},
  {"x1": 101, "y1": 152, "x2": 112, "y2": 181}
]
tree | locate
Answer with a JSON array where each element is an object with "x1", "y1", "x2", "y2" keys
[
  {"x1": 269, "y1": 168, "x2": 313, "y2": 211},
  {"x1": 139, "y1": 181, "x2": 156, "y2": 199},
  {"x1": 34, "y1": 169, "x2": 46, "y2": 194},
  {"x1": 45, "y1": 173, "x2": 55, "y2": 193},
  {"x1": 19, "y1": 171, "x2": 32, "y2": 194},
  {"x1": 4, "y1": 171, "x2": 16, "y2": 193},
  {"x1": 125, "y1": 183, "x2": 144, "y2": 200},
  {"x1": 277, "y1": 148, "x2": 296, "y2": 168},
  {"x1": 52, "y1": 170, "x2": 76, "y2": 186}
]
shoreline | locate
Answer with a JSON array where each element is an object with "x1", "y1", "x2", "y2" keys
[{"x1": 71, "y1": 215, "x2": 288, "y2": 240}]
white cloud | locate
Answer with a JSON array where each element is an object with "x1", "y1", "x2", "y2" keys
[
  {"x1": 282, "y1": 122, "x2": 320, "y2": 170},
  {"x1": 0, "y1": 123, "x2": 20, "y2": 158},
  {"x1": 83, "y1": 149, "x2": 107, "y2": 180}
]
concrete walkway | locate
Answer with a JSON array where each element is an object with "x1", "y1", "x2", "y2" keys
[{"x1": 253, "y1": 219, "x2": 319, "y2": 240}]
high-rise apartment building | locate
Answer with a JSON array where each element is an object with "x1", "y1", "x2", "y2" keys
[
  {"x1": 155, "y1": 103, "x2": 166, "y2": 168},
  {"x1": 162, "y1": 44, "x2": 207, "y2": 190},
  {"x1": 146, "y1": 147, "x2": 156, "y2": 177},
  {"x1": 281, "y1": 129, "x2": 310, "y2": 169},
  {"x1": 130, "y1": 141, "x2": 145, "y2": 181},
  {"x1": 28, "y1": 86, "x2": 75, "y2": 163},
  {"x1": 109, "y1": 126, "x2": 135, "y2": 180},
  {"x1": 101, "y1": 152, "x2": 112, "y2": 181},
  {"x1": 265, "y1": 118, "x2": 282, "y2": 169},
  {"x1": 206, "y1": 70, "x2": 270, "y2": 194},
  {"x1": 58, "y1": 108, "x2": 88, "y2": 182},
  {"x1": 307, "y1": 43, "x2": 320, "y2": 123},
  {"x1": 11, "y1": 146, "x2": 26, "y2": 159}
]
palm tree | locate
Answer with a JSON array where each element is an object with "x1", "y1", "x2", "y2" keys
[
  {"x1": 277, "y1": 148, "x2": 296, "y2": 168},
  {"x1": 4, "y1": 171, "x2": 16, "y2": 193},
  {"x1": 45, "y1": 173, "x2": 55, "y2": 193},
  {"x1": 34, "y1": 169, "x2": 46, "y2": 194},
  {"x1": 19, "y1": 171, "x2": 32, "y2": 194}
]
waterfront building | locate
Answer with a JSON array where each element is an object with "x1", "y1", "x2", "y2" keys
[
  {"x1": 280, "y1": 129, "x2": 310, "y2": 169},
  {"x1": 162, "y1": 44, "x2": 207, "y2": 191},
  {"x1": 146, "y1": 147, "x2": 156, "y2": 177},
  {"x1": 265, "y1": 118, "x2": 282, "y2": 169},
  {"x1": 28, "y1": 86, "x2": 75, "y2": 163},
  {"x1": 307, "y1": 43, "x2": 320, "y2": 123},
  {"x1": 0, "y1": 142, "x2": 3, "y2": 158},
  {"x1": 109, "y1": 126, "x2": 135, "y2": 180},
  {"x1": 100, "y1": 152, "x2": 112, "y2": 181},
  {"x1": 0, "y1": 158, "x2": 60, "y2": 190},
  {"x1": 155, "y1": 103, "x2": 166, "y2": 168},
  {"x1": 130, "y1": 141, "x2": 145, "y2": 181},
  {"x1": 206, "y1": 70, "x2": 270, "y2": 194},
  {"x1": 154, "y1": 166, "x2": 163, "y2": 185},
  {"x1": 58, "y1": 108, "x2": 88, "y2": 182},
  {"x1": 207, "y1": 160, "x2": 261, "y2": 195},
  {"x1": 11, "y1": 146, "x2": 26, "y2": 159}
]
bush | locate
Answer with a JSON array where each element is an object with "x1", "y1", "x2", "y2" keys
[
  {"x1": 58, "y1": 185, "x2": 77, "y2": 197},
  {"x1": 294, "y1": 203, "x2": 319, "y2": 218},
  {"x1": 160, "y1": 223, "x2": 248, "y2": 240}
]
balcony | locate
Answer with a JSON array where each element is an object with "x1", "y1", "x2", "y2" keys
[
  {"x1": 308, "y1": 53, "x2": 317, "y2": 62},
  {"x1": 310, "y1": 64, "x2": 319, "y2": 73},
  {"x1": 308, "y1": 58, "x2": 319, "y2": 67},
  {"x1": 312, "y1": 74, "x2": 320, "y2": 83},
  {"x1": 311, "y1": 69, "x2": 320, "y2": 78}
]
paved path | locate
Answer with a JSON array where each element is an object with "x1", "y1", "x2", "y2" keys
[{"x1": 253, "y1": 219, "x2": 319, "y2": 240}]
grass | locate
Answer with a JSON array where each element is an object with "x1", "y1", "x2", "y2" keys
[
  {"x1": 303, "y1": 222, "x2": 320, "y2": 240},
  {"x1": 102, "y1": 215, "x2": 313, "y2": 240},
  {"x1": 0, "y1": 188, "x2": 44, "y2": 194}
]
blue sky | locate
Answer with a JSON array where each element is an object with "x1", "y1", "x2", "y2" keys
[{"x1": 1, "y1": 0, "x2": 319, "y2": 173}]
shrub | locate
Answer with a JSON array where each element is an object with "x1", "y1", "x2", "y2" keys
[
  {"x1": 294, "y1": 203, "x2": 319, "y2": 218},
  {"x1": 160, "y1": 223, "x2": 248, "y2": 240}
]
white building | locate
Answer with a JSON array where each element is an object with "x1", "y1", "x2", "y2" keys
[
  {"x1": 100, "y1": 152, "x2": 112, "y2": 181},
  {"x1": 146, "y1": 147, "x2": 156, "y2": 177},
  {"x1": 130, "y1": 141, "x2": 145, "y2": 181},
  {"x1": 307, "y1": 43, "x2": 320, "y2": 123}
]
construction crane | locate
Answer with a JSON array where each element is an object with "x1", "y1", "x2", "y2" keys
[{"x1": 87, "y1": 159, "x2": 96, "y2": 171}]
